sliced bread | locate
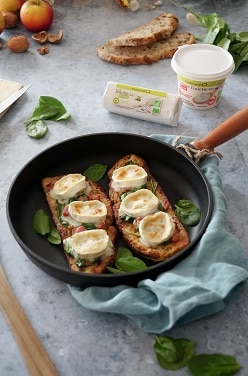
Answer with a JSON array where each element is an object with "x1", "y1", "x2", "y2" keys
[
  {"x1": 97, "y1": 32, "x2": 195, "y2": 65},
  {"x1": 107, "y1": 12, "x2": 178, "y2": 46}
]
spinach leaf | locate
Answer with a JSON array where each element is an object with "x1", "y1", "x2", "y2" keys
[
  {"x1": 47, "y1": 228, "x2": 62, "y2": 245},
  {"x1": 83, "y1": 164, "x2": 107, "y2": 182},
  {"x1": 154, "y1": 335, "x2": 196, "y2": 370},
  {"x1": 33, "y1": 209, "x2": 50, "y2": 235},
  {"x1": 24, "y1": 96, "x2": 71, "y2": 138},
  {"x1": 25, "y1": 105, "x2": 61, "y2": 125},
  {"x1": 38, "y1": 96, "x2": 71, "y2": 121},
  {"x1": 188, "y1": 353, "x2": 241, "y2": 376},
  {"x1": 25, "y1": 120, "x2": 48, "y2": 139},
  {"x1": 116, "y1": 256, "x2": 147, "y2": 272},
  {"x1": 175, "y1": 199, "x2": 201, "y2": 226},
  {"x1": 33, "y1": 209, "x2": 61, "y2": 244},
  {"x1": 107, "y1": 247, "x2": 147, "y2": 273}
]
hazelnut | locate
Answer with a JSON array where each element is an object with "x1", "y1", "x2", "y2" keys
[
  {"x1": 7, "y1": 35, "x2": 29, "y2": 53},
  {"x1": 3, "y1": 12, "x2": 18, "y2": 28}
]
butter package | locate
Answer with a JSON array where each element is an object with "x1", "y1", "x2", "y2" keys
[{"x1": 101, "y1": 81, "x2": 182, "y2": 126}]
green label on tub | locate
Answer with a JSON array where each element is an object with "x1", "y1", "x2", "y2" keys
[
  {"x1": 116, "y1": 83, "x2": 168, "y2": 97},
  {"x1": 178, "y1": 75, "x2": 224, "y2": 87}
]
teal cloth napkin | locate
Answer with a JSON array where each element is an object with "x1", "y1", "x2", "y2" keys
[{"x1": 68, "y1": 135, "x2": 248, "y2": 333}]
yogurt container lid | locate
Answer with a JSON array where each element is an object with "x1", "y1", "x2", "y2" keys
[{"x1": 171, "y1": 44, "x2": 235, "y2": 81}]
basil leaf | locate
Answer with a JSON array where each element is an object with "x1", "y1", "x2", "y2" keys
[
  {"x1": 47, "y1": 228, "x2": 61, "y2": 245},
  {"x1": 154, "y1": 335, "x2": 196, "y2": 370},
  {"x1": 83, "y1": 164, "x2": 107, "y2": 182},
  {"x1": 175, "y1": 199, "x2": 201, "y2": 226},
  {"x1": 116, "y1": 256, "x2": 147, "y2": 272},
  {"x1": 25, "y1": 120, "x2": 48, "y2": 139},
  {"x1": 188, "y1": 353, "x2": 241, "y2": 376},
  {"x1": 33, "y1": 209, "x2": 50, "y2": 235},
  {"x1": 38, "y1": 96, "x2": 71, "y2": 121}
]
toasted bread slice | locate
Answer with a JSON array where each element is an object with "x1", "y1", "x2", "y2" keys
[
  {"x1": 97, "y1": 32, "x2": 195, "y2": 65},
  {"x1": 42, "y1": 175, "x2": 118, "y2": 273},
  {"x1": 108, "y1": 13, "x2": 178, "y2": 46},
  {"x1": 108, "y1": 154, "x2": 190, "y2": 262}
]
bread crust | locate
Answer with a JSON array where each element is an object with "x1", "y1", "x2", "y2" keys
[
  {"x1": 42, "y1": 175, "x2": 118, "y2": 274},
  {"x1": 97, "y1": 33, "x2": 195, "y2": 65},
  {"x1": 108, "y1": 13, "x2": 178, "y2": 46},
  {"x1": 108, "y1": 154, "x2": 190, "y2": 262}
]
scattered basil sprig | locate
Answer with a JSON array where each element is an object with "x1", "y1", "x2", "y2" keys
[
  {"x1": 185, "y1": 7, "x2": 248, "y2": 72},
  {"x1": 25, "y1": 96, "x2": 71, "y2": 139},
  {"x1": 33, "y1": 209, "x2": 61, "y2": 244},
  {"x1": 154, "y1": 335, "x2": 241, "y2": 376},
  {"x1": 83, "y1": 164, "x2": 107, "y2": 182},
  {"x1": 107, "y1": 247, "x2": 147, "y2": 274},
  {"x1": 175, "y1": 199, "x2": 201, "y2": 226}
]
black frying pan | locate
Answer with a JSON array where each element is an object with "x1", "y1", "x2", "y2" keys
[{"x1": 6, "y1": 133, "x2": 212, "y2": 287}]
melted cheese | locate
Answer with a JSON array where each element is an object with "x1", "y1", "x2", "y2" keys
[
  {"x1": 50, "y1": 174, "x2": 88, "y2": 201},
  {"x1": 69, "y1": 200, "x2": 107, "y2": 224},
  {"x1": 112, "y1": 165, "x2": 147, "y2": 191},
  {"x1": 119, "y1": 188, "x2": 159, "y2": 218},
  {"x1": 63, "y1": 229, "x2": 113, "y2": 260},
  {"x1": 139, "y1": 211, "x2": 175, "y2": 246}
]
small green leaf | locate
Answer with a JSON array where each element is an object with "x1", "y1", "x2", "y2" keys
[
  {"x1": 25, "y1": 105, "x2": 61, "y2": 125},
  {"x1": 188, "y1": 353, "x2": 241, "y2": 376},
  {"x1": 25, "y1": 120, "x2": 48, "y2": 139},
  {"x1": 116, "y1": 247, "x2": 133, "y2": 261},
  {"x1": 175, "y1": 199, "x2": 201, "y2": 226},
  {"x1": 33, "y1": 209, "x2": 50, "y2": 235},
  {"x1": 108, "y1": 247, "x2": 147, "y2": 274},
  {"x1": 116, "y1": 256, "x2": 147, "y2": 272},
  {"x1": 154, "y1": 335, "x2": 196, "y2": 370},
  {"x1": 47, "y1": 228, "x2": 61, "y2": 244},
  {"x1": 107, "y1": 267, "x2": 125, "y2": 274},
  {"x1": 83, "y1": 164, "x2": 107, "y2": 182},
  {"x1": 38, "y1": 96, "x2": 71, "y2": 121}
]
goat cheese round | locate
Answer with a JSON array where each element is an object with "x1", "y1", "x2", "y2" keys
[
  {"x1": 119, "y1": 188, "x2": 159, "y2": 218},
  {"x1": 69, "y1": 200, "x2": 107, "y2": 224},
  {"x1": 112, "y1": 165, "x2": 147, "y2": 191},
  {"x1": 64, "y1": 229, "x2": 111, "y2": 259},
  {"x1": 139, "y1": 211, "x2": 175, "y2": 246},
  {"x1": 51, "y1": 174, "x2": 87, "y2": 201}
]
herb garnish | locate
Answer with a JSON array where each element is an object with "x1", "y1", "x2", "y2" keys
[
  {"x1": 107, "y1": 247, "x2": 147, "y2": 274},
  {"x1": 33, "y1": 209, "x2": 61, "y2": 244},
  {"x1": 25, "y1": 96, "x2": 71, "y2": 139},
  {"x1": 83, "y1": 164, "x2": 107, "y2": 182},
  {"x1": 175, "y1": 199, "x2": 201, "y2": 226},
  {"x1": 154, "y1": 335, "x2": 241, "y2": 376}
]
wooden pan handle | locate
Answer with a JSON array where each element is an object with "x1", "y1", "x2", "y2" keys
[
  {"x1": 0, "y1": 264, "x2": 58, "y2": 376},
  {"x1": 191, "y1": 106, "x2": 248, "y2": 150}
]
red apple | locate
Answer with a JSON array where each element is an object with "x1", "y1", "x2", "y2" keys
[
  {"x1": 0, "y1": 11, "x2": 5, "y2": 33},
  {"x1": 0, "y1": 0, "x2": 26, "y2": 15},
  {"x1": 20, "y1": 0, "x2": 53, "y2": 32}
]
